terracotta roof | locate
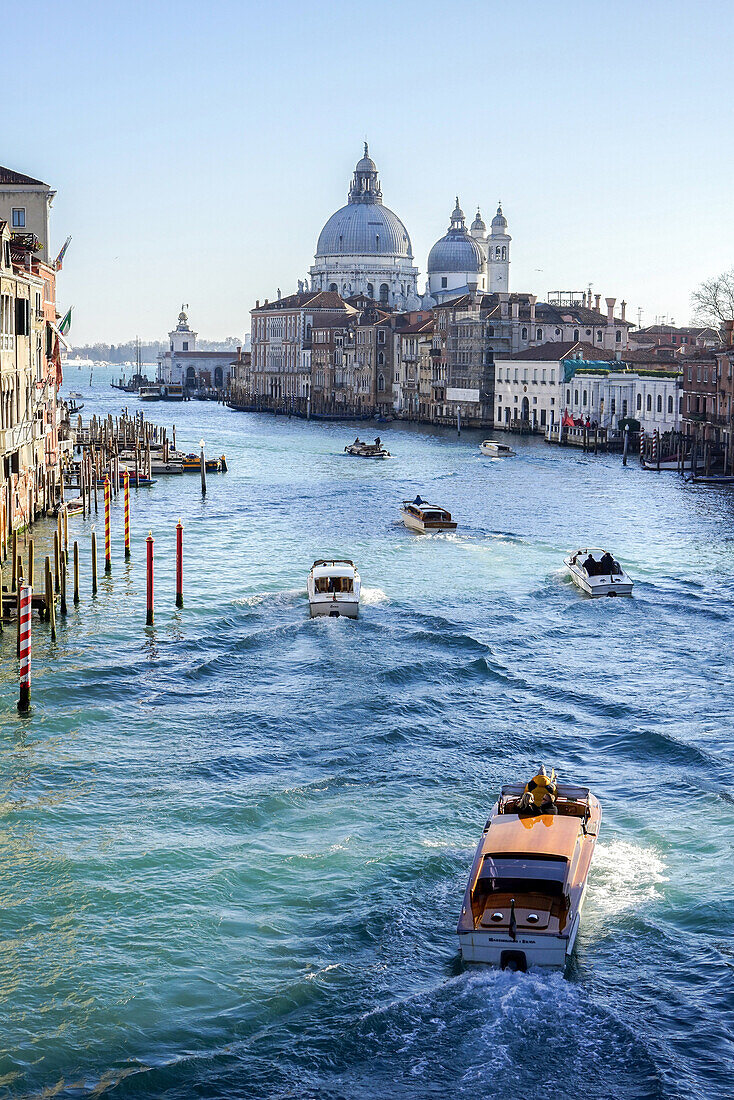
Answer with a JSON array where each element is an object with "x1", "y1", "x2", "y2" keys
[
  {"x1": 0, "y1": 165, "x2": 49, "y2": 187},
  {"x1": 252, "y1": 291, "x2": 348, "y2": 312},
  {"x1": 509, "y1": 341, "x2": 615, "y2": 362}
]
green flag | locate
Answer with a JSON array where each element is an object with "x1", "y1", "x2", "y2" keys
[{"x1": 58, "y1": 307, "x2": 72, "y2": 335}]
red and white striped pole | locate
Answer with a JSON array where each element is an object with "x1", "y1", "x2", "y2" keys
[
  {"x1": 123, "y1": 470, "x2": 131, "y2": 560},
  {"x1": 146, "y1": 532, "x2": 154, "y2": 625},
  {"x1": 104, "y1": 475, "x2": 112, "y2": 574},
  {"x1": 18, "y1": 583, "x2": 31, "y2": 713},
  {"x1": 175, "y1": 520, "x2": 183, "y2": 608}
]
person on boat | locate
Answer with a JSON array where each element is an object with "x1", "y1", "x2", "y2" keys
[
  {"x1": 582, "y1": 553, "x2": 597, "y2": 575},
  {"x1": 599, "y1": 551, "x2": 615, "y2": 575},
  {"x1": 517, "y1": 767, "x2": 558, "y2": 817},
  {"x1": 375, "y1": 436, "x2": 381, "y2": 447},
  {"x1": 354, "y1": 437, "x2": 361, "y2": 445}
]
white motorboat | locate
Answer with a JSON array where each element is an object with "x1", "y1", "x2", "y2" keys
[
  {"x1": 457, "y1": 774, "x2": 601, "y2": 971},
  {"x1": 480, "y1": 440, "x2": 516, "y2": 457},
  {"x1": 400, "y1": 496, "x2": 457, "y2": 533},
  {"x1": 345, "y1": 438, "x2": 391, "y2": 459},
  {"x1": 564, "y1": 547, "x2": 633, "y2": 597},
  {"x1": 307, "y1": 559, "x2": 361, "y2": 618}
]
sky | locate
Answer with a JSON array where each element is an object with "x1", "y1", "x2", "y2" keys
[{"x1": 4, "y1": 0, "x2": 734, "y2": 344}]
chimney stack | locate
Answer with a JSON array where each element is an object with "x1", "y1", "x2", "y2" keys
[
  {"x1": 236, "y1": 345, "x2": 242, "y2": 360},
  {"x1": 621, "y1": 300, "x2": 627, "y2": 321},
  {"x1": 605, "y1": 297, "x2": 616, "y2": 323},
  {"x1": 529, "y1": 294, "x2": 537, "y2": 325},
  {"x1": 594, "y1": 294, "x2": 601, "y2": 312},
  {"x1": 582, "y1": 292, "x2": 587, "y2": 308},
  {"x1": 255, "y1": 299, "x2": 260, "y2": 308},
  {"x1": 511, "y1": 300, "x2": 519, "y2": 320}
]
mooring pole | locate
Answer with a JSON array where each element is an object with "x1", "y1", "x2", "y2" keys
[
  {"x1": 200, "y1": 439, "x2": 207, "y2": 496},
  {"x1": 175, "y1": 520, "x2": 184, "y2": 609},
  {"x1": 73, "y1": 540, "x2": 80, "y2": 604},
  {"x1": 18, "y1": 583, "x2": 31, "y2": 713},
  {"x1": 123, "y1": 470, "x2": 131, "y2": 560},
  {"x1": 91, "y1": 530, "x2": 98, "y2": 595},
  {"x1": 146, "y1": 532, "x2": 154, "y2": 625},
  {"x1": 622, "y1": 424, "x2": 629, "y2": 466},
  {"x1": 104, "y1": 475, "x2": 112, "y2": 574}
]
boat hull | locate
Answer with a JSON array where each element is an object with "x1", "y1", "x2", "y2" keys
[
  {"x1": 481, "y1": 444, "x2": 516, "y2": 457},
  {"x1": 308, "y1": 597, "x2": 359, "y2": 619},
  {"x1": 565, "y1": 559, "x2": 633, "y2": 597},
  {"x1": 400, "y1": 509, "x2": 457, "y2": 533}
]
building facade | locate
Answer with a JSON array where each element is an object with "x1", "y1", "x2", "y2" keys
[{"x1": 157, "y1": 308, "x2": 237, "y2": 391}]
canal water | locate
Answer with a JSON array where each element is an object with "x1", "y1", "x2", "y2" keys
[{"x1": 1, "y1": 365, "x2": 732, "y2": 1099}]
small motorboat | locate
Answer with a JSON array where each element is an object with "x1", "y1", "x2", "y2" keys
[
  {"x1": 457, "y1": 770, "x2": 601, "y2": 971},
  {"x1": 400, "y1": 496, "x2": 457, "y2": 533},
  {"x1": 63, "y1": 498, "x2": 84, "y2": 516},
  {"x1": 181, "y1": 454, "x2": 227, "y2": 473},
  {"x1": 307, "y1": 559, "x2": 361, "y2": 618},
  {"x1": 564, "y1": 548, "x2": 633, "y2": 597},
  {"x1": 480, "y1": 440, "x2": 516, "y2": 457},
  {"x1": 345, "y1": 437, "x2": 391, "y2": 459}
]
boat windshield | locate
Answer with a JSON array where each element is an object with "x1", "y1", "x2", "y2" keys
[
  {"x1": 314, "y1": 576, "x2": 353, "y2": 594},
  {"x1": 479, "y1": 856, "x2": 567, "y2": 897}
]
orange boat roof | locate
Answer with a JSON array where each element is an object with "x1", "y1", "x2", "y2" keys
[{"x1": 486, "y1": 814, "x2": 582, "y2": 862}]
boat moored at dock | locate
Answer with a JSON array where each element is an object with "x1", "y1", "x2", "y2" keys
[
  {"x1": 480, "y1": 440, "x2": 516, "y2": 457},
  {"x1": 307, "y1": 559, "x2": 361, "y2": 618},
  {"x1": 458, "y1": 772, "x2": 601, "y2": 971},
  {"x1": 345, "y1": 438, "x2": 391, "y2": 459},
  {"x1": 400, "y1": 496, "x2": 457, "y2": 533},
  {"x1": 564, "y1": 548, "x2": 633, "y2": 597}
]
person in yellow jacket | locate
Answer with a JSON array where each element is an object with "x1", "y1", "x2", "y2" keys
[{"x1": 517, "y1": 766, "x2": 558, "y2": 817}]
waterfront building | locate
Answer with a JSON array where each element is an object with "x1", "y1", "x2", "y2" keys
[
  {"x1": 393, "y1": 313, "x2": 434, "y2": 419},
  {"x1": 680, "y1": 349, "x2": 720, "y2": 439},
  {"x1": 494, "y1": 342, "x2": 682, "y2": 434},
  {"x1": 309, "y1": 146, "x2": 420, "y2": 309},
  {"x1": 629, "y1": 323, "x2": 721, "y2": 355},
  {"x1": 0, "y1": 165, "x2": 56, "y2": 265},
  {"x1": 157, "y1": 308, "x2": 237, "y2": 392}
]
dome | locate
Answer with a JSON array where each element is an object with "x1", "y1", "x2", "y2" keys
[
  {"x1": 471, "y1": 207, "x2": 486, "y2": 232},
  {"x1": 492, "y1": 203, "x2": 507, "y2": 230},
  {"x1": 428, "y1": 200, "x2": 485, "y2": 274},
  {"x1": 316, "y1": 202, "x2": 413, "y2": 258}
]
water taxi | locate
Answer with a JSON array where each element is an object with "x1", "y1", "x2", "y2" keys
[
  {"x1": 307, "y1": 559, "x2": 361, "y2": 618},
  {"x1": 480, "y1": 440, "x2": 516, "y2": 457},
  {"x1": 181, "y1": 454, "x2": 228, "y2": 473},
  {"x1": 564, "y1": 548, "x2": 633, "y2": 597},
  {"x1": 344, "y1": 438, "x2": 391, "y2": 459},
  {"x1": 458, "y1": 773, "x2": 601, "y2": 971},
  {"x1": 400, "y1": 496, "x2": 457, "y2": 533}
]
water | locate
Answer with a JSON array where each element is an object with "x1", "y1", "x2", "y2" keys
[{"x1": 1, "y1": 366, "x2": 733, "y2": 1099}]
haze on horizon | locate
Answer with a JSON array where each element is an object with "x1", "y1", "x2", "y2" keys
[{"x1": 4, "y1": 0, "x2": 733, "y2": 345}]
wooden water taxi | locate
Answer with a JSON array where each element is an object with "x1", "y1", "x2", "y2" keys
[
  {"x1": 400, "y1": 497, "x2": 457, "y2": 533},
  {"x1": 564, "y1": 548, "x2": 633, "y2": 597},
  {"x1": 307, "y1": 559, "x2": 361, "y2": 618},
  {"x1": 458, "y1": 774, "x2": 601, "y2": 971},
  {"x1": 344, "y1": 438, "x2": 391, "y2": 459},
  {"x1": 480, "y1": 440, "x2": 516, "y2": 457}
]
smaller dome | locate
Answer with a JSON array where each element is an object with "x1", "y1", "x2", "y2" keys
[
  {"x1": 178, "y1": 310, "x2": 187, "y2": 323},
  {"x1": 492, "y1": 203, "x2": 507, "y2": 229},
  {"x1": 428, "y1": 233, "x2": 484, "y2": 275},
  {"x1": 451, "y1": 196, "x2": 465, "y2": 223},
  {"x1": 471, "y1": 207, "x2": 486, "y2": 231},
  {"x1": 356, "y1": 142, "x2": 377, "y2": 173}
]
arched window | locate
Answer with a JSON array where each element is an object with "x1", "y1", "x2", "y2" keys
[
  {"x1": 536, "y1": 328, "x2": 543, "y2": 340},
  {"x1": 647, "y1": 393, "x2": 652, "y2": 411},
  {"x1": 521, "y1": 327, "x2": 528, "y2": 340},
  {"x1": 487, "y1": 326, "x2": 494, "y2": 337},
  {"x1": 574, "y1": 389, "x2": 579, "y2": 405},
  {"x1": 668, "y1": 395, "x2": 673, "y2": 414},
  {"x1": 343, "y1": 284, "x2": 349, "y2": 295},
  {"x1": 366, "y1": 283, "x2": 374, "y2": 299},
  {"x1": 305, "y1": 323, "x2": 312, "y2": 341},
  {"x1": 214, "y1": 366, "x2": 223, "y2": 388},
  {"x1": 186, "y1": 366, "x2": 196, "y2": 388},
  {"x1": 377, "y1": 352, "x2": 384, "y2": 366},
  {"x1": 583, "y1": 390, "x2": 587, "y2": 405},
  {"x1": 377, "y1": 373, "x2": 385, "y2": 392},
  {"x1": 657, "y1": 394, "x2": 663, "y2": 412},
  {"x1": 567, "y1": 389, "x2": 571, "y2": 404},
  {"x1": 615, "y1": 330, "x2": 622, "y2": 343},
  {"x1": 329, "y1": 283, "x2": 337, "y2": 293},
  {"x1": 637, "y1": 393, "x2": 642, "y2": 410},
  {"x1": 379, "y1": 283, "x2": 389, "y2": 304},
  {"x1": 495, "y1": 246, "x2": 501, "y2": 259},
  {"x1": 573, "y1": 329, "x2": 580, "y2": 342},
  {"x1": 501, "y1": 247, "x2": 506, "y2": 259}
]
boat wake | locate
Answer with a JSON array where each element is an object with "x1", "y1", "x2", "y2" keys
[
  {"x1": 588, "y1": 838, "x2": 667, "y2": 917},
  {"x1": 361, "y1": 586, "x2": 389, "y2": 605},
  {"x1": 235, "y1": 588, "x2": 305, "y2": 608}
]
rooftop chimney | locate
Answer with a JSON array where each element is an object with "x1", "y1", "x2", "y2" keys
[
  {"x1": 529, "y1": 294, "x2": 537, "y2": 324},
  {"x1": 621, "y1": 300, "x2": 627, "y2": 321},
  {"x1": 582, "y1": 292, "x2": 587, "y2": 308},
  {"x1": 594, "y1": 294, "x2": 601, "y2": 312},
  {"x1": 511, "y1": 301, "x2": 519, "y2": 320},
  {"x1": 605, "y1": 297, "x2": 616, "y2": 323},
  {"x1": 255, "y1": 299, "x2": 259, "y2": 308},
  {"x1": 236, "y1": 346, "x2": 242, "y2": 360}
]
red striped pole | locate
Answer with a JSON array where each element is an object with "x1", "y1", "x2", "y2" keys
[
  {"x1": 175, "y1": 520, "x2": 183, "y2": 608},
  {"x1": 18, "y1": 583, "x2": 31, "y2": 713},
  {"x1": 104, "y1": 475, "x2": 112, "y2": 574},
  {"x1": 123, "y1": 470, "x2": 131, "y2": 560},
  {"x1": 146, "y1": 532, "x2": 154, "y2": 625}
]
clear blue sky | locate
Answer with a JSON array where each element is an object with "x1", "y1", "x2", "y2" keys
[{"x1": 5, "y1": 0, "x2": 733, "y2": 343}]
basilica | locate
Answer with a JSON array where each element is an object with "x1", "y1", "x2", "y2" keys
[{"x1": 309, "y1": 145, "x2": 512, "y2": 308}]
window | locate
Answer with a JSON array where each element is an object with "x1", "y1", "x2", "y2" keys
[
  {"x1": 377, "y1": 352, "x2": 384, "y2": 366},
  {"x1": 615, "y1": 331, "x2": 622, "y2": 343},
  {"x1": 441, "y1": 277, "x2": 448, "y2": 288},
  {"x1": 703, "y1": 368, "x2": 708, "y2": 382},
  {"x1": 488, "y1": 326, "x2": 494, "y2": 337},
  {"x1": 550, "y1": 370, "x2": 555, "y2": 383},
  {"x1": 574, "y1": 389, "x2": 579, "y2": 404},
  {"x1": 540, "y1": 409, "x2": 547, "y2": 426},
  {"x1": 647, "y1": 393, "x2": 652, "y2": 411},
  {"x1": 329, "y1": 283, "x2": 337, "y2": 293},
  {"x1": 366, "y1": 283, "x2": 374, "y2": 298},
  {"x1": 622, "y1": 399, "x2": 628, "y2": 417},
  {"x1": 657, "y1": 394, "x2": 663, "y2": 412},
  {"x1": 687, "y1": 368, "x2": 692, "y2": 382},
  {"x1": 637, "y1": 393, "x2": 642, "y2": 410},
  {"x1": 542, "y1": 369, "x2": 546, "y2": 383},
  {"x1": 379, "y1": 283, "x2": 389, "y2": 304},
  {"x1": 573, "y1": 329, "x2": 580, "y2": 342},
  {"x1": 378, "y1": 330, "x2": 385, "y2": 344},
  {"x1": 583, "y1": 389, "x2": 587, "y2": 405},
  {"x1": 521, "y1": 326, "x2": 528, "y2": 340},
  {"x1": 11, "y1": 208, "x2": 25, "y2": 228},
  {"x1": 536, "y1": 328, "x2": 543, "y2": 340},
  {"x1": 597, "y1": 331, "x2": 602, "y2": 342},
  {"x1": 611, "y1": 398, "x2": 616, "y2": 414},
  {"x1": 566, "y1": 389, "x2": 571, "y2": 404},
  {"x1": 377, "y1": 373, "x2": 385, "y2": 392},
  {"x1": 668, "y1": 395, "x2": 674, "y2": 414},
  {"x1": 182, "y1": 341, "x2": 188, "y2": 351},
  {"x1": 15, "y1": 297, "x2": 30, "y2": 335}
]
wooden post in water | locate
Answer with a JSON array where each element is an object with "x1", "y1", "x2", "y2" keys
[
  {"x1": 11, "y1": 530, "x2": 17, "y2": 591},
  {"x1": 91, "y1": 530, "x2": 98, "y2": 595},
  {"x1": 175, "y1": 520, "x2": 183, "y2": 608},
  {"x1": 146, "y1": 532, "x2": 154, "y2": 625},
  {"x1": 622, "y1": 425, "x2": 629, "y2": 466},
  {"x1": 18, "y1": 583, "x2": 31, "y2": 713},
  {"x1": 63, "y1": 504, "x2": 68, "y2": 558},
  {"x1": 104, "y1": 476, "x2": 112, "y2": 574},
  {"x1": 45, "y1": 556, "x2": 56, "y2": 641},
  {"x1": 73, "y1": 540, "x2": 80, "y2": 604},
  {"x1": 457, "y1": 407, "x2": 461, "y2": 437},
  {"x1": 60, "y1": 557, "x2": 68, "y2": 615},
  {"x1": 172, "y1": 424, "x2": 176, "y2": 451},
  {"x1": 27, "y1": 538, "x2": 34, "y2": 589},
  {"x1": 200, "y1": 440, "x2": 207, "y2": 496},
  {"x1": 53, "y1": 530, "x2": 60, "y2": 593}
]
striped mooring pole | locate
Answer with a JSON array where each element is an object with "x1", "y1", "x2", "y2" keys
[
  {"x1": 18, "y1": 583, "x2": 31, "y2": 713},
  {"x1": 175, "y1": 520, "x2": 184, "y2": 609},
  {"x1": 123, "y1": 470, "x2": 131, "y2": 560},
  {"x1": 104, "y1": 475, "x2": 112, "y2": 574},
  {"x1": 146, "y1": 532, "x2": 154, "y2": 626}
]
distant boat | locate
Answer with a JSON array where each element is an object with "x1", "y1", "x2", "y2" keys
[
  {"x1": 345, "y1": 438, "x2": 391, "y2": 459},
  {"x1": 564, "y1": 548, "x2": 633, "y2": 597},
  {"x1": 481, "y1": 440, "x2": 516, "y2": 457},
  {"x1": 400, "y1": 497, "x2": 457, "y2": 532}
]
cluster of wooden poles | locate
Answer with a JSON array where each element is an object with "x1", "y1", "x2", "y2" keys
[
  {"x1": 2, "y1": 469, "x2": 185, "y2": 714},
  {"x1": 70, "y1": 410, "x2": 178, "y2": 511}
]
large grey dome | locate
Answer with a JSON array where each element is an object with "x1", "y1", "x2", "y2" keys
[
  {"x1": 428, "y1": 230, "x2": 484, "y2": 274},
  {"x1": 316, "y1": 202, "x2": 413, "y2": 258}
]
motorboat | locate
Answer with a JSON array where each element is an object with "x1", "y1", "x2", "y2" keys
[
  {"x1": 457, "y1": 774, "x2": 601, "y2": 971},
  {"x1": 345, "y1": 438, "x2": 391, "y2": 459},
  {"x1": 564, "y1": 548, "x2": 633, "y2": 597},
  {"x1": 181, "y1": 453, "x2": 227, "y2": 473},
  {"x1": 307, "y1": 559, "x2": 361, "y2": 618},
  {"x1": 480, "y1": 440, "x2": 516, "y2": 457},
  {"x1": 400, "y1": 496, "x2": 457, "y2": 533}
]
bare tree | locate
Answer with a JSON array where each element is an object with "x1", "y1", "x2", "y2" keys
[{"x1": 690, "y1": 268, "x2": 734, "y2": 329}]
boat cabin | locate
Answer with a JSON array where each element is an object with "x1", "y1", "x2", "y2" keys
[
  {"x1": 569, "y1": 548, "x2": 622, "y2": 577},
  {"x1": 310, "y1": 559, "x2": 356, "y2": 593}
]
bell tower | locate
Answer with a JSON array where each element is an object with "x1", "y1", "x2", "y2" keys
[{"x1": 488, "y1": 203, "x2": 511, "y2": 293}]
